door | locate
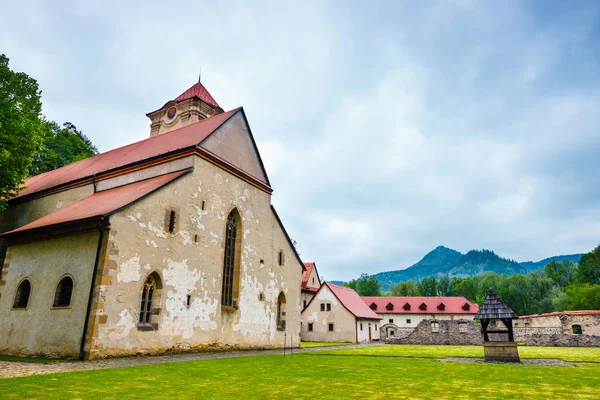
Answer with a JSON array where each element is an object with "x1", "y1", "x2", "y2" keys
[{"x1": 368, "y1": 326, "x2": 372, "y2": 341}]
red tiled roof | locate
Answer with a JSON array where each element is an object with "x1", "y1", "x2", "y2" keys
[
  {"x1": 326, "y1": 283, "x2": 382, "y2": 320},
  {"x1": 5, "y1": 170, "x2": 190, "y2": 235},
  {"x1": 361, "y1": 296, "x2": 479, "y2": 315},
  {"x1": 18, "y1": 108, "x2": 239, "y2": 198},
  {"x1": 520, "y1": 310, "x2": 600, "y2": 319},
  {"x1": 175, "y1": 82, "x2": 220, "y2": 108},
  {"x1": 302, "y1": 262, "x2": 314, "y2": 286}
]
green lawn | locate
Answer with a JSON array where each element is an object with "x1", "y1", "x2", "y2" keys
[
  {"x1": 1, "y1": 347, "x2": 599, "y2": 399},
  {"x1": 315, "y1": 344, "x2": 600, "y2": 363},
  {"x1": 299, "y1": 341, "x2": 351, "y2": 348}
]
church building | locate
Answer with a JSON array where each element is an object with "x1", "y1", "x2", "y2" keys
[{"x1": 0, "y1": 80, "x2": 304, "y2": 359}]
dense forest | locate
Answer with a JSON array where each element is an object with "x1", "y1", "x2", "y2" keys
[
  {"x1": 346, "y1": 244, "x2": 600, "y2": 316},
  {"x1": 0, "y1": 54, "x2": 97, "y2": 209}
]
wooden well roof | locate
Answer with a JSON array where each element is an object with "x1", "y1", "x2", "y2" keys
[{"x1": 475, "y1": 289, "x2": 518, "y2": 320}]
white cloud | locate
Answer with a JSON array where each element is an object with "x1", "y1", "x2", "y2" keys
[{"x1": 3, "y1": 0, "x2": 600, "y2": 280}]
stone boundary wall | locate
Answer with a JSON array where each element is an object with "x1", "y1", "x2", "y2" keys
[
  {"x1": 379, "y1": 324, "x2": 412, "y2": 340},
  {"x1": 386, "y1": 319, "x2": 482, "y2": 346},
  {"x1": 515, "y1": 329, "x2": 600, "y2": 347}
]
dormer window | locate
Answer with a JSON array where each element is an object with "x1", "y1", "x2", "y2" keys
[
  {"x1": 437, "y1": 303, "x2": 445, "y2": 311},
  {"x1": 386, "y1": 302, "x2": 394, "y2": 311},
  {"x1": 370, "y1": 303, "x2": 377, "y2": 311},
  {"x1": 462, "y1": 303, "x2": 470, "y2": 311},
  {"x1": 419, "y1": 302, "x2": 427, "y2": 311},
  {"x1": 403, "y1": 303, "x2": 411, "y2": 311}
]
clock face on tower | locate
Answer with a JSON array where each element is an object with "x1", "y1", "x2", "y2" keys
[{"x1": 167, "y1": 107, "x2": 176, "y2": 119}]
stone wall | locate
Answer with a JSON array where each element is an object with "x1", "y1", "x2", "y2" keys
[
  {"x1": 513, "y1": 313, "x2": 600, "y2": 347},
  {"x1": 386, "y1": 319, "x2": 482, "y2": 345}
]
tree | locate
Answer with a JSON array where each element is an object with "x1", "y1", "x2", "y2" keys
[
  {"x1": 576, "y1": 246, "x2": 600, "y2": 285},
  {"x1": 0, "y1": 54, "x2": 47, "y2": 209},
  {"x1": 566, "y1": 283, "x2": 600, "y2": 310},
  {"x1": 345, "y1": 273, "x2": 381, "y2": 296},
  {"x1": 544, "y1": 260, "x2": 575, "y2": 288},
  {"x1": 437, "y1": 276, "x2": 454, "y2": 296},
  {"x1": 29, "y1": 121, "x2": 97, "y2": 176},
  {"x1": 417, "y1": 276, "x2": 437, "y2": 296},
  {"x1": 390, "y1": 280, "x2": 420, "y2": 296}
]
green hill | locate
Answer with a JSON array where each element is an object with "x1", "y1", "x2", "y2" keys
[{"x1": 368, "y1": 246, "x2": 583, "y2": 291}]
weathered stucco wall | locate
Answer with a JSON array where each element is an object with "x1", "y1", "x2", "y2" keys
[
  {"x1": 96, "y1": 156, "x2": 195, "y2": 192},
  {"x1": 0, "y1": 231, "x2": 99, "y2": 358},
  {"x1": 376, "y1": 313, "x2": 475, "y2": 329},
  {"x1": 201, "y1": 113, "x2": 267, "y2": 183},
  {"x1": 301, "y1": 285, "x2": 356, "y2": 343},
  {"x1": 87, "y1": 155, "x2": 302, "y2": 358},
  {"x1": 356, "y1": 319, "x2": 381, "y2": 342},
  {"x1": 0, "y1": 184, "x2": 94, "y2": 233},
  {"x1": 301, "y1": 290, "x2": 316, "y2": 309}
]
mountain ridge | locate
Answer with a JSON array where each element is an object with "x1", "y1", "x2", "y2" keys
[{"x1": 365, "y1": 246, "x2": 583, "y2": 291}]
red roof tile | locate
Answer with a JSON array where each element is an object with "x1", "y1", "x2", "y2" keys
[
  {"x1": 6, "y1": 170, "x2": 190, "y2": 235},
  {"x1": 520, "y1": 310, "x2": 600, "y2": 319},
  {"x1": 361, "y1": 296, "x2": 479, "y2": 315},
  {"x1": 175, "y1": 82, "x2": 220, "y2": 108},
  {"x1": 326, "y1": 283, "x2": 382, "y2": 320},
  {"x1": 18, "y1": 108, "x2": 239, "y2": 198}
]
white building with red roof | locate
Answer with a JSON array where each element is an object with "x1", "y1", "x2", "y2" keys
[
  {"x1": 361, "y1": 296, "x2": 478, "y2": 339},
  {"x1": 301, "y1": 262, "x2": 321, "y2": 309},
  {"x1": 0, "y1": 80, "x2": 304, "y2": 359},
  {"x1": 301, "y1": 282, "x2": 381, "y2": 343}
]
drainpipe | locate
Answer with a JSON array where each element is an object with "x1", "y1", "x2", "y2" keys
[{"x1": 79, "y1": 220, "x2": 106, "y2": 360}]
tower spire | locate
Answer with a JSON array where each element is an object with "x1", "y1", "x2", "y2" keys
[{"x1": 198, "y1": 66, "x2": 201, "y2": 84}]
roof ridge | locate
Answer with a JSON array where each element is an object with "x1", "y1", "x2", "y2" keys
[{"x1": 18, "y1": 108, "x2": 241, "y2": 199}]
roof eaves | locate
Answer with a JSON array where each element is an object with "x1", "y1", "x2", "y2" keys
[{"x1": 2, "y1": 168, "x2": 193, "y2": 240}]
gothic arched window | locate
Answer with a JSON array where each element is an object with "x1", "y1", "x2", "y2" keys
[
  {"x1": 139, "y1": 273, "x2": 162, "y2": 328},
  {"x1": 221, "y1": 209, "x2": 241, "y2": 309},
  {"x1": 277, "y1": 292, "x2": 287, "y2": 331},
  {"x1": 13, "y1": 279, "x2": 31, "y2": 309},
  {"x1": 53, "y1": 276, "x2": 74, "y2": 307}
]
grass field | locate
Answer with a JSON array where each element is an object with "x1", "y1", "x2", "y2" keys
[
  {"x1": 299, "y1": 341, "x2": 351, "y2": 348},
  {"x1": 316, "y1": 344, "x2": 600, "y2": 363},
  {"x1": 1, "y1": 346, "x2": 599, "y2": 399}
]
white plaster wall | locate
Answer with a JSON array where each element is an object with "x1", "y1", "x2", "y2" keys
[
  {"x1": 301, "y1": 285, "x2": 357, "y2": 343},
  {"x1": 0, "y1": 231, "x2": 100, "y2": 358},
  {"x1": 378, "y1": 313, "x2": 475, "y2": 328},
  {"x1": 356, "y1": 319, "x2": 381, "y2": 343},
  {"x1": 91, "y1": 155, "x2": 302, "y2": 357}
]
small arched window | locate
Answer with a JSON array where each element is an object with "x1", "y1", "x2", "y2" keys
[
  {"x1": 139, "y1": 273, "x2": 162, "y2": 327},
  {"x1": 277, "y1": 292, "x2": 287, "y2": 331},
  {"x1": 53, "y1": 276, "x2": 74, "y2": 307},
  {"x1": 221, "y1": 209, "x2": 241, "y2": 309},
  {"x1": 13, "y1": 279, "x2": 31, "y2": 309}
]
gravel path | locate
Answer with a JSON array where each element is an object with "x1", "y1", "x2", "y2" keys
[{"x1": 0, "y1": 342, "x2": 383, "y2": 379}]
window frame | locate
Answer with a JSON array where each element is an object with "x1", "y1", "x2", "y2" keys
[
  {"x1": 221, "y1": 209, "x2": 242, "y2": 311},
  {"x1": 52, "y1": 275, "x2": 74, "y2": 308},
  {"x1": 12, "y1": 278, "x2": 32, "y2": 310},
  {"x1": 138, "y1": 272, "x2": 162, "y2": 331}
]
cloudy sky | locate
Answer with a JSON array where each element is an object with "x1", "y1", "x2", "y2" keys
[{"x1": 3, "y1": 1, "x2": 600, "y2": 280}]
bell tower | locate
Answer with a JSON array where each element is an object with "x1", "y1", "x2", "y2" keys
[{"x1": 146, "y1": 79, "x2": 224, "y2": 137}]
